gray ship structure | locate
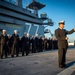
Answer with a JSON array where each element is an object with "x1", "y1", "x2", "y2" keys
[{"x1": 0, "y1": 0, "x2": 54, "y2": 37}]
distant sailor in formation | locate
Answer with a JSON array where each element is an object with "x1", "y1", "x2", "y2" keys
[
  {"x1": 0, "y1": 29, "x2": 58, "y2": 59},
  {"x1": 11, "y1": 30, "x2": 19, "y2": 57},
  {"x1": 0, "y1": 30, "x2": 8, "y2": 59},
  {"x1": 55, "y1": 20, "x2": 75, "y2": 68}
]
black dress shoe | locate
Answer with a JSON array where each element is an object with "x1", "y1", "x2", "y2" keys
[
  {"x1": 63, "y1": 64, "x2": 66, "y2": 67},
  {"x1": 22, "y1": 54, "x2": 24, "y2": 56},
  {"x1": 5, "y1": 56, "x2": 7, "y2": 58},
  {"x1": 59, "y1": 65, "x2": 64, "y2": 68},
  {"x1": 1, "y1": 57, "x2": 3, "y2": 59},
  {"x1": 11, "y1": 55, "x2": 14, "y2": 57},
  {"x1": 1, "y1": 55, "x2": 3, "y2": 59}
]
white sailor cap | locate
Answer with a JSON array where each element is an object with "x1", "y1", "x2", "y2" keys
[
  {"x1": 2, "y1": 29, "x2": 6, "y2": 32},
  {"x1": 58, "y1": 20, "x2": 65, "y2": 24},
  {"x1": 24, "y1": 32, "x2": 27, "y2": 34},
  {"x1": 35, "y1": 34, "x2": 38, "y2": 37},
  {"x1": 27, "y1": 33, "x2": 29, "y2": 37},
  {"x1": 14, "y1": 30, "x2": 18, "y2": 33}
]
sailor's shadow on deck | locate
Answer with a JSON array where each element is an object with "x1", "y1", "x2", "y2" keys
[{"x1": 66, "y1": 61, "x2": 75, "y2": 68}]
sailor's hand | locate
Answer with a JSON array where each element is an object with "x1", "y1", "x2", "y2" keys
[
  {"x1": 65, "y1": 37, "x2": 68, "y2": 40},
  {"x1": 74, "y1": 28, "x2": 75, "y2": 31}
]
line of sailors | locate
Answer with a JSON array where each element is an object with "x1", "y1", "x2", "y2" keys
[{"x1": 0, "y1": 29, "x2": 58, "y2": 59}]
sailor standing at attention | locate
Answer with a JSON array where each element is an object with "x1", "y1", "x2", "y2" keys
[{"x1": 0, "y1": 30, "x2": 8, "y2": 59}]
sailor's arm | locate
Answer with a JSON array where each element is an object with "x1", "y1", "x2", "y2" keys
[{"x1": 66, "y1": 28, "x2": 75, "y2": 34}]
